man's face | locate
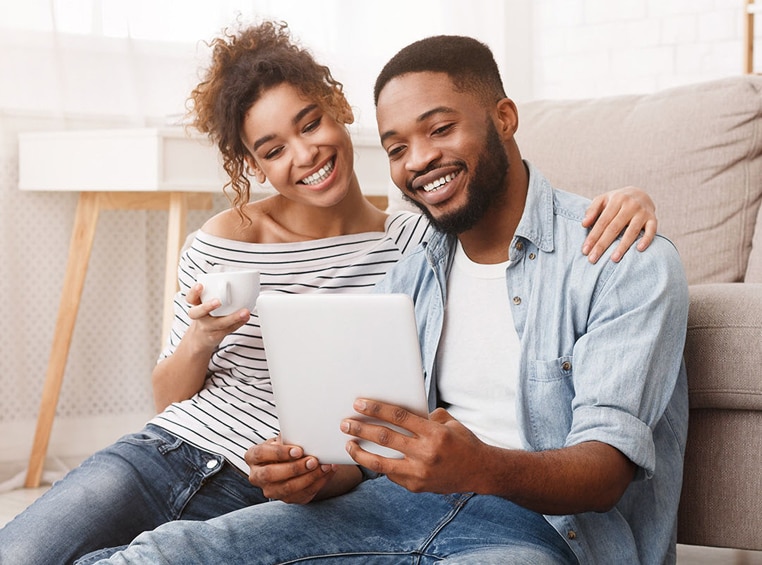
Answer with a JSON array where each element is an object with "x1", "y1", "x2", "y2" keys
[{"x1": 376, "y1": 71, "x2": 508, "y2": 235}]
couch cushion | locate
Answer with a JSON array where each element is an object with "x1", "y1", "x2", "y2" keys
[
  {"x1": 678, "y1": 408, "x2": 762, "y2": 549},
  {"x1": 684, "y1": 283, "x2": 762, "y2": 410},
  {"x1": 515, "y1": 76, "x2": 762, "y2": 285},
  {"x1": 746, "y1": 206, "x2": 762, "y2": 282}
]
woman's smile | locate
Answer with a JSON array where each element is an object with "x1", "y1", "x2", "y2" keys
[{"x1": 299, "y1": 157, "x2": 336, "y2": 187}]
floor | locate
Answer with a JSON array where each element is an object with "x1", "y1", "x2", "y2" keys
[{"x1": 2, "y1": 487, "x2": 762, "y2": 564}]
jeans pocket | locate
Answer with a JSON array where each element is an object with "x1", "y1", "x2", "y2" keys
[{"x1": 117, "y1": 426, "x2": 183, "y2": 454}]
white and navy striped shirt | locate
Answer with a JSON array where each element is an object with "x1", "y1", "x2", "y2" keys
[{"x1": 150, "y1": 211, "x2": 431, "y2": 474}]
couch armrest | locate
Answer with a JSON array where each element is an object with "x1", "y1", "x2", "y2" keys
[{"x1": 685, "y1": 283, "x2": 762, "y2": 410}]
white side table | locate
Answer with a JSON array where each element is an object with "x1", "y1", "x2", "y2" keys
[{"x1": 17, "y1": 128, "x2": 226, "y2": 487}]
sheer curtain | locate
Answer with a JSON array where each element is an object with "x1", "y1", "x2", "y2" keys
[
  {"x1": 0, "y1": 0, "x2": 516, "y2": 130},
  {"x1": 0, "y1": 0, "x2": 520, "y2": 484}
]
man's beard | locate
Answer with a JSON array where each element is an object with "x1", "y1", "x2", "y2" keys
[{"x1": 403, "y1": 120, "x2": 509, "y2": 235}]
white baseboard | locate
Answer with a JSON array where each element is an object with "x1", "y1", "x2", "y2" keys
[{"x1": 0, "y1": 413, "x2": 153, "y2": 467}]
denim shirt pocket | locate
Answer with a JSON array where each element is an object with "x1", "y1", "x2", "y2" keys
[{"x1": 525, "y1": 356, "x2": 574, "y2": 450}]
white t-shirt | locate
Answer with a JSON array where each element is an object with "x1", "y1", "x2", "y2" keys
[{"x1": 435, "y1": 241, "x2": 522, "y2": 449}]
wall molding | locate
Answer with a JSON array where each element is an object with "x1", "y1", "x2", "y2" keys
[{"x1": 0, "y1": 413, "x2": 152, "y2": 467}]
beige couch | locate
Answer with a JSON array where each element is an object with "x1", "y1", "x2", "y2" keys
[
  {"x1": 516, "y1": 75, "x2": 762, "y2": 551},
  {"x1": 388, "y1": 75, "x2": 762, "y2": 551}
]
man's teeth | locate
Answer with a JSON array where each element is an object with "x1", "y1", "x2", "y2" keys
[
  {"x1": 423, "y1": 173, "x2": 456, "y2": 192},
  {"x1": 301, "y1": 160, "x2": 334, "y2": 186}
]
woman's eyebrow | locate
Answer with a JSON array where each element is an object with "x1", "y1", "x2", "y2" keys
[
  {"x1": 252, "y1": 134, "x2": 275, "y2": 152},
  {"x1": 252, "y1": 103, "x2": 320, "y2": 152},
  {"x1": 293, "y1": 103, "x2": 319, "y2": 125}
]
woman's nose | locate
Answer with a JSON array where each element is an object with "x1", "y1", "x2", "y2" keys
[{"x1": 293, "y1": 139, "x2": 319, "y2": 166}]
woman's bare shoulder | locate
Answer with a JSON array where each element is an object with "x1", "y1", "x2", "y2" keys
[{"x1": 201, "y1": 199, "x2": 274, "y2": 242}]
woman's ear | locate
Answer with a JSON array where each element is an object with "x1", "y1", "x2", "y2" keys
[
  {"x1": 495, "y1": 97, "x2": 519, "y2": 139},
  {"x1": 246, "y1": 156, "x2": 267, "y2": 184}
]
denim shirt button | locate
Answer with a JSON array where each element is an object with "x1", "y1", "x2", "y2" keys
[
  {"x1": 515, "y1": 241, "x2": 524, "y2": 252},
  {"x1": 562, "y1": 361, "x2": 572, "y2": 371},
  {"x1": 567, "y1": 530, "x2": 577, "y2": 540},
  {"x1": 528, "y1": 252, "x2": 536, "y2": 260},
  {"x1": 512, "y1": 296, "x2": 521, "y2": 305}
]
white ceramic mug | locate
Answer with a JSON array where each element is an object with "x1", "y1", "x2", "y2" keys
[{"x1": 196, "y1": 269, "x2": 260, "y2": 317}]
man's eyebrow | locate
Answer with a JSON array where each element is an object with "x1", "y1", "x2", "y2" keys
[
  {"x1": 379, "y1": 106, "x2": 457, "y2": 145},
  {"x1": 419, "y1": 106, "x2": 457, "y2": 122},
  {"x1": 252, "y1": 103, "x2": 320, "y2": 152}
]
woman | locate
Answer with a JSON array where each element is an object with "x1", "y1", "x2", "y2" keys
[{"x1": 0, "y1": 20, "x2": 657, "y2": 565}]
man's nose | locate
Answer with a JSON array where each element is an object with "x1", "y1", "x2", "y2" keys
[{"x1": 405, "y1": 140, "x2": 441, "y2": 174}]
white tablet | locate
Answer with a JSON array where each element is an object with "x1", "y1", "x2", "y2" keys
[{"x1": 257, "y1": 292, "x2": 429, "y2": 465}]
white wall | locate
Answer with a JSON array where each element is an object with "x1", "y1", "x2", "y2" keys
[{"x1": 530, "y1": 0, "x2": 754, "y2": 100}]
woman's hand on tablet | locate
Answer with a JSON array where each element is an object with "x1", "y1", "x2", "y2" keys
[{"x1": 245, "y1": 437, "x2": 361, "y2": 503}]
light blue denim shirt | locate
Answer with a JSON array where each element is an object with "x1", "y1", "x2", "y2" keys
[{"x1": 376, "y1": 162, "x2": 689, "y2": 565}]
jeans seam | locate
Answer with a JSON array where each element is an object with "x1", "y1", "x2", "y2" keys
[
  {"x1": 413, "y1": 493, "x2": 475, "y2": 564},
  {"x1": 274, "y1": 551, "x2": 423, "y2": 564},
  {"x1": 261, "y1": 493, "x2": 476, "y2": 564}
]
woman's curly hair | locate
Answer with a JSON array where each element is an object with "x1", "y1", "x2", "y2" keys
[{"x1": 187, "y1": 20, "x2": 351, "y2": 219}]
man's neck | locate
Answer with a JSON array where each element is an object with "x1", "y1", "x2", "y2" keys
[{"x1": 457, "y1": 160, "x2": 528, "y2": 264}]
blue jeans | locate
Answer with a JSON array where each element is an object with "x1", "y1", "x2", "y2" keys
[
  {"x1": 96, "y1": 476, "x2": 578, "y2": 564},
  {"x1": 0, "y1": 424, "x2": 267, "y2": 565}
]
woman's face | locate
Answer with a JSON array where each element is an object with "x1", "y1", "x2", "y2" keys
[{"x1": 241, "y1": 83, "x2": 355, "y2": 207}]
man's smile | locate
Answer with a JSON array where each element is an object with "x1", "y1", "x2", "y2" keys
[{"x1": 422, "y1": 171, "x2": 460, "y2": 192}]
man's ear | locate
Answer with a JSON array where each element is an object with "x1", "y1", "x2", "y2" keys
[
  {"x1": 495, "y1": 97, "x2": 519, "y2": 139},
  {"x1": 246, "y1": 156, "x2": 266, "y2": 184}
]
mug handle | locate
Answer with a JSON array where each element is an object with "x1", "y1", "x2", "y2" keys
[{"x1": 222, "y1": 281, "x2": 232, "y2": 307}]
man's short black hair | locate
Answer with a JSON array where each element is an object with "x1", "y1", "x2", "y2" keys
[{"x1": 373, "y1": 35, "x2": 507, "y2": 106}]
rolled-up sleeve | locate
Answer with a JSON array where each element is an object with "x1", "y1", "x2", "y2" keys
[{"x1": 564, "y1": 237, "x2": 689, "y2": 478}]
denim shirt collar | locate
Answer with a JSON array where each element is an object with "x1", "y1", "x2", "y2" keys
[{"x1": 515, "y1": 161, "x2": 555, "y2": 254}]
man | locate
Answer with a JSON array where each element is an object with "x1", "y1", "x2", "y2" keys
[{"x1": 95, "y1": 35, "x2": 688, "y2": 564}]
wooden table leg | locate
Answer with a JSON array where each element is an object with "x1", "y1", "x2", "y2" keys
[
  {"x1": 162, "y1": 192, "x2": 188, "y2": 346},
  {"x1": 25, "y1": 192, "x2": 101, "y2": 488},
  {"x1": 744, "y1": 0, "x2": 755, "y2": 74},
  {"x1": 23, "y1": 191, "x2": 212, "y2": 487}
]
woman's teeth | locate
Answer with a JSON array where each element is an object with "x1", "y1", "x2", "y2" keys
[
  {"x1": 301, "y1": 159, "x2": 335, "y2": 186},
  {"x1": 423, "y1": 172, "x2": 456, "y2": 192}
]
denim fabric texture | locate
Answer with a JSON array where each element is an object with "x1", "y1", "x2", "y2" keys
[
  {"x1": 0, "y1": 424, "x2": 267, "y2": 565},
  {"x1": 94, "y1": 476, "x2": 578, "y2": 564}
]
